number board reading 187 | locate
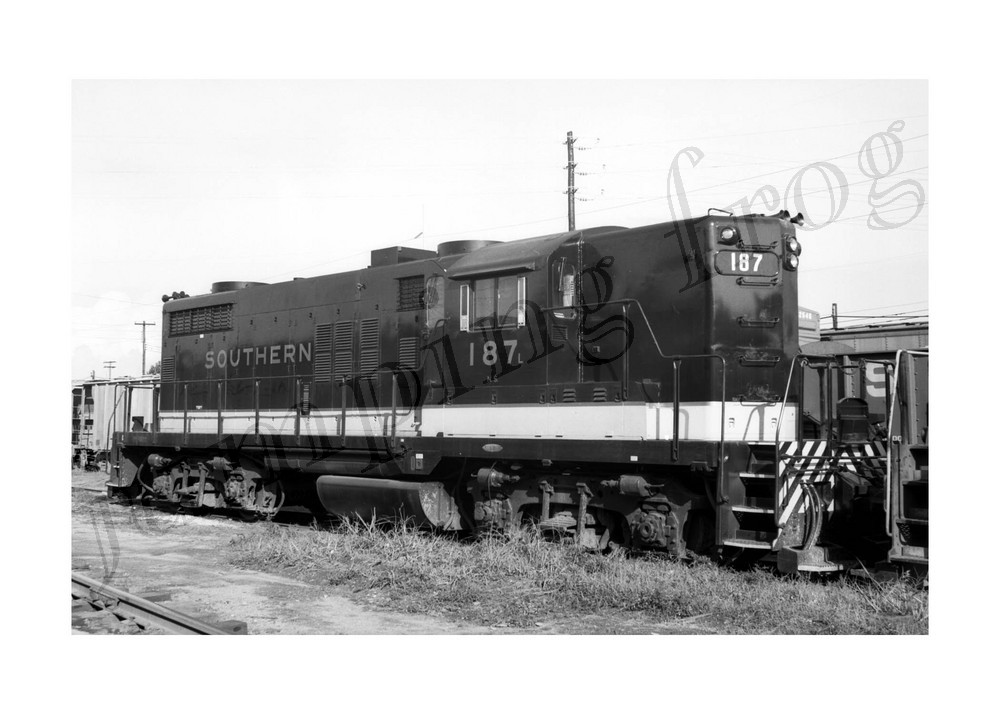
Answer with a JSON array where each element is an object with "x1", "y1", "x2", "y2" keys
[{"x1": 714, "y1": 251, "x2": 779, "y2": 277}]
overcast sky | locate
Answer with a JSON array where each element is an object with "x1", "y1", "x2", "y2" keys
[{"x1": 72, "y1": 79, "x2": 927, "y2": 379}]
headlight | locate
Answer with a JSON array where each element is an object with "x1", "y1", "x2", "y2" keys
[
  {"x1": 719, "y1": 226, "x2": 739, "y2": 245},
  {"x1": 785, "y1": 254, "x2": 799, "y2": 270},
  {"x1": 785, "y1": 235, "x2": 801, "y2": 256}
]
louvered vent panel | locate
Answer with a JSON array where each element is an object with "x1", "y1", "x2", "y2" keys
[
  {"x1": 313, "y1": 323, "x2": 333, "y2": 382},
  {"x1": 333, "y1": 321, "x2": 354, "y2": 379},
  {"x1": 359, "y1": 318, "x2": 380, "y2": 376},
  {"x1": 169, "y1": 304, "x2": 233, "y2": 336},
  {"x1": 551, "y1": 324, "x2": 569, "y2": 344},
  {"x1": 314, "y1": 354, "x2": 332, "y2": 381},
  {"x1": 160, "y1": 357, "x2": 175, "y2": 382},
  {"x1": 398, "y1": 337, "x2": 419, "y2": 369},
  {"x1": 314, "y1": 323, "x2": 332, "y2": 351}
]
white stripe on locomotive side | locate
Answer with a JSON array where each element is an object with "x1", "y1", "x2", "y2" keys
[{"x1": 156, "y1": 401, "x2": 798, "y2": 443}]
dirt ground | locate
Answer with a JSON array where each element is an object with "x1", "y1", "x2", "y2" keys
[
  {"x1": 71, "y1": 468, "x2": 499, "y2": 635},
  {"x1": 70, "y1": 469, "x2": 764, "y2": 635}
]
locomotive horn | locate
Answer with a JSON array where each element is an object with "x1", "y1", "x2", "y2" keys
[{"x1": 790, "y1": 212, "x2": 805, "y2": 225}]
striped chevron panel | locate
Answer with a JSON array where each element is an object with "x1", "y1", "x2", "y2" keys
[{"x1": 777, "y1": 440, "x2": 887, "y2": 528}]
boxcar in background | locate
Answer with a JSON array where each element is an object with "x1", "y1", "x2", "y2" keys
[
  {"x1": 72, "y1": 375, "x2": 158, "y2": 468},
  {"x1": 794, "y1": 319, "x2": 929, "y2": 569},
  {"x1": 803, "y1": 321, "x2": 928, "y2": 425}
]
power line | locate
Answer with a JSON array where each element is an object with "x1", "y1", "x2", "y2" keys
[
  {"x1": 589, "y1": 114, "x2": 927, "y2": 149},
  {"x1": 582, "y1": 164, "x2": 928, "y2": 203},
  {"x1": 819, "y1": 300, "x2": 928, "y2": 314},
  {"x1": 73, "y1": 292, "x2": 160, "y2": 307},
  {"x1": 818, "y1": 202, "x2": 929, "y2": 227},
  {"x1": 826, "y1": 316, "x2": 928, "y2": 328},
  {"x1": 799, "y1": 248, "x2": 927, "y2": 273},
  {"x1": 572, "y1": 135, "x2": 929, "y2": 218},
  {"x1": 829, "y1": 307, "x2": 929, "y2": 316},
  {"x1": 821, "y1": 312, "x2": 928, "y2": 319}
]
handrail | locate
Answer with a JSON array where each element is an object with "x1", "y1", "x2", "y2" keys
[
  {"x1": 151, "y1": 385, "x2": 159, "y2": 434},
  {"x1": 620, "y1": 300, "x2": 727, "y2": 487},
  {"x1": 217, "y1": 381, "x2": 224, "y2": 438},
  {"x1": 615, "y1": 299, "x2": 726, "y2": 498},
  {"x1": 331, "y1": 366, "x2": 416, "y2": 453},
  {"x1": 775, "y1": 354, "x2": 804, "y2": 452},
  {"x1": 545, "y1": 297, "x2": 728, "y2": 498},
  {"x1": 773, "y1": 354, "x2": 804, "y2": 536},
  {"x1": 885, "y1": 349, "x2": 929, "y2": 537},
  {"x1": 778, "y1": 353, "x2": 911, "y2": 537},
  {"x1": 103, "y1": 383, "x2": 126, "y2": 463}
]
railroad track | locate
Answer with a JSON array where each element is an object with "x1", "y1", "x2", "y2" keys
[
  {"x1": 71, "y1": 485, "x2": 108, "y2": 494},
  {"x1": 71, "y1": 571, "x2": 246, "y2": 635}
]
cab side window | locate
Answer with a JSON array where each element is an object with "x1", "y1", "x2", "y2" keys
[
  {"x1": 459, "y1": 275, "x2": 526, "y2": 332},
  {"x1": 552, "y1": 257, "x2": 577, "y2": 319}
]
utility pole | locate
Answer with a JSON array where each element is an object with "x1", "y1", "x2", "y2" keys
[
  {"x1": 564, "y1": 130, "x2": 577, "y2": 231},
  {"x1": 832, "y1": 303, "x2": 839, "y2": 330},
  {"x1": 103, "y1": 361, "x2": 116, "y2": 380},
  {"x1": 135, "y1": 320, "x2": 156, "y2": 374}
]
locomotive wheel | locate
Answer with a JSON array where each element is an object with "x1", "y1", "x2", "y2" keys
[{"x1": 258, "y1": 480, "x2": 285, "y2": 520}]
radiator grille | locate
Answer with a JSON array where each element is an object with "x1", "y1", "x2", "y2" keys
[
  {"x1": 359, "y1": 318, "x2": 380, "y2": 376},
  {"x1": 333, "y1": 321, "x2": 353, "y2": 379},
  {"x1": 314, "y1": 323, "x2": 332, "y2": 351},
  {"x1": 314, "y1": 353, "x2": 332, "y2": 380},
  {"x1": 160, "y1": 357, "x2": 175, "y2": 382},
  {"x1": 397, "y1": 276, "x2": 425, "y2": 311},
  {"x1": 168, "y1": 304, "x2": 233, "y2": 336},
  {"x1": 313, "y1": 323, "x2": 332, "y2": 382},
  {"x1": 398, "y1": 337, "x2": 419, "y2": 369}
]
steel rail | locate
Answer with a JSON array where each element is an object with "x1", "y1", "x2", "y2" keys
[{"x1": 72, "y1": 571, "x2": 243, "y2": 635}]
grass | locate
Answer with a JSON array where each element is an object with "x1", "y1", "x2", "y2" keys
[{"x1": 228, "y1": 521, "x2": 928, "y2": 634}]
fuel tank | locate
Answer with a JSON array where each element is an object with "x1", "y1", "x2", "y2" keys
[{"x1": 315, "y1": 475, "x2": 463, "y2": 530}]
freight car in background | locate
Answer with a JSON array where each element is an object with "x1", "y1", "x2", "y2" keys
[
  {"x1": 792, "y1": 319, "x2": 929, "y2": 570},
  {"x1": 797, "y1": 306, "x2": 821, "y2": 346},
  {"x1": 72, "y1": 375, "x2": 157, "y2": 470}
]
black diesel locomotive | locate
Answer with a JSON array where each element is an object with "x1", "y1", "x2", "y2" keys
[{"x1": 112, "y1": 210, "x2": 887, "y2": 573}]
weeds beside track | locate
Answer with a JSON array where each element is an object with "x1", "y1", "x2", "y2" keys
[{"x1": 229, "y1": 521, "x2": 928, "y2": 635}]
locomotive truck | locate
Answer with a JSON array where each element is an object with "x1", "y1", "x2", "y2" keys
[{"x1": 109, "y1": 210, "x2": 901, "y2": 573}]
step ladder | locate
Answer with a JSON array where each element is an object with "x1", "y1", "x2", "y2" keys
[{"x1": 722, "y1": 444, "x2": 779, "y2": 550}]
